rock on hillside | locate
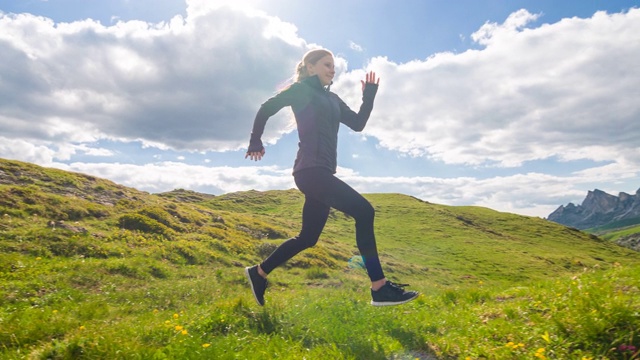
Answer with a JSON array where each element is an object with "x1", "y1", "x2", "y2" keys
[
  {"x1": 617, "y1": 233, "x2": 640, "y2": 252},
  {"x1": 548, "y1": 188, "x2": 640, "y2": 229}
]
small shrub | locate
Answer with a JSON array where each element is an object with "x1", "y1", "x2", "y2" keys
[
  {"x1": 0, "y1": 206, "x2": 25, "y2": 218},
  {"x1": 37, "y1": 234, "x2": 109, "y2": 258},
  {"x1": 10, "y1": 186, "x2": 39, "y2": 204},
  {"x1": 139, "y1": 207, "x2": 176, "y2": 228},
  {"x1": 204, "y1": 226, "x2": 225, "y2": 239},
  {"x1": 149, "y1": 264, "x2": 171, "y2": 279},
  {"x1": 256, "y1": 242, "x2": 278, "y2": 258},
  {"x1": 165, "y1": 241, "x2": 211, "y2": 265},
  {"x1": 63, "y1": 205, "x2": 90, "y2": 221},
  {"x1": 119, "y1": 214, "x2": 173, "y2": 237},
  {"x1": 306, "y1": 267, "x2": 329, "y2": 280},
  {"x1": 106, "y1": 261, "x2": 148, "y2": 279},
  {"x1": 210, "y1": 239, "x2": 230, "y2": 253}
]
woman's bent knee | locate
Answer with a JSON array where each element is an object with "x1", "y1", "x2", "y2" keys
[
  {"x1": 296, "y1": 234, "x2": 320, "y2": 249},
  {"x1": 354, "y1": 202, "x2": 375, "y2": 224}
]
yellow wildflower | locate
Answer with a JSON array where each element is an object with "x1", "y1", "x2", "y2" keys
[
  {"x1": 175, "y1": 325, "x2": 183, "y2": 331},
  {"x1": 505, "y1": 342, "x2": 525, "y2": 350},
  {"x1": 202, "y1": 343, "x2": 211, "y2": 348},
  {"x1": 534, "y1": 348, "x2": 546, "y2": 360}
]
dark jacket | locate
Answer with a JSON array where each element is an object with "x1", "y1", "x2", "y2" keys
[{"x1": 248, "y1": 75, "x2": 378, "y2": 174}]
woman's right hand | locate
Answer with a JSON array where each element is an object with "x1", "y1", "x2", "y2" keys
[{"x1": 245, "y1": 148, "x2": 265, "y2": 161}]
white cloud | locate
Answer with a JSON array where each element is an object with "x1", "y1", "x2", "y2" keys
[
  {"x1": 471, "y1": 9, "x2": 541, "y2": 46},
  {"x1": 0, "y1": 137, "x2": 57, "y2": 164},
  {"x1": 349, "y1": 40, "x2": 363, "y2": 52},
  {"x1": 5, "y1": 5, "x2": 636, "y2": 168},
  {"x1": 0, "y1": 136, "x2": 114, "y2": 163},
  {"x1": 333, "y1": 9, "x2": 640, "y2": 169},
  {"x1": 0, "y1": 1, "x2": 308, "y2": 154},
  {"x1": 55, "y1": 161, "x2": 295, "y2": 195}
]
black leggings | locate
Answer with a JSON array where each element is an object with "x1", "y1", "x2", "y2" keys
[{"x1": 260, "y1": 167, "x2": 385, "y2": 282}]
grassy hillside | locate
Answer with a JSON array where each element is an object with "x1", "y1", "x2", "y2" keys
[
  {"x1": 587, "y1": 216, "x2": 640, "y2": 234},
  {"x1": 585, "y1": 216, "x2": 640, "y2": 253},
  {"x1": 1, "y1": 158, "x2": 640, "y2": 359},
  {"x1": 203, "y1": 191, "x2": 636, "y2": 287},
  {"x1": 590, "y1": 222, "x2": 640, "y2": 240}
]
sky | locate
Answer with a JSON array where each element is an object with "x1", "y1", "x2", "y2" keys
[{"x1": 0, "y1": 0, "x2": 639, "y2": 218}]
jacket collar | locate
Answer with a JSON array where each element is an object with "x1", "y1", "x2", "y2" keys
[{"x1": 302, "y1": 75, "x2": 332, "y2": 91}]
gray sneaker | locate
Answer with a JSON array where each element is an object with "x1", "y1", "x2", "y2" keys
[
  {"x1": 371, "y1": 281, "x2": 418, "y2": 306},
  {"x1": 245, "y1": 266, "x2": 267, "y2": 306}
]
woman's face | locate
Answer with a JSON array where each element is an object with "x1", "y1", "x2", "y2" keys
[{"x1": 307, "y1": 54, "x2": 335, "y2": 86}]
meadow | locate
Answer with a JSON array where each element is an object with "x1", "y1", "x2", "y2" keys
[{"x1": 1, "y1": 158, "x2": 639, "y2": 359}]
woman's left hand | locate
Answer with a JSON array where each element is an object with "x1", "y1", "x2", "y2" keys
[{"x1": 361, "y1": 71, "x2": 380, "y2": 91}]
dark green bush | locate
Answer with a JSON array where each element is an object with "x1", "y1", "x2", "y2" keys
[
  {"x1": 47, "y1": 236, "x2": 109, "y2": 258},
  {"x1": 118, "y1": 214, "x2": 174, "y2": 237},
  {"x1": 106, "y1": 261, "x2": 148, "y2": 279},
  {"x1": 138, "y1": 207, "x2": 174, "y2": 228}
]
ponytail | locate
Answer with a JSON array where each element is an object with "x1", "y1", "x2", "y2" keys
[
  {"x1": 295, "y1": 61, "x2": 308, "y2": 82},
  {"x1": 295, "y1": 48, "x2": 333, "y2": 82}
]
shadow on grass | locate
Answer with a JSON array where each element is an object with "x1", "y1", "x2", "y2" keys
[{"x1": 387, "y1": 326, "x2": 439, "y2": 360}]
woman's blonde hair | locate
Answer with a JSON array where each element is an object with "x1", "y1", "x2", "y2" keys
[{"x1": 295, "y1": 48, "x2": 333, "y2": 82}]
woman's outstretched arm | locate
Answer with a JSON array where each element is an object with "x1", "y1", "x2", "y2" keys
[
  {"x1": 339, "y1": 71, "x2": 380, "y2": 132},
  {"x1": 245, "y1": 85, "x2": 299, "y2": 161}
]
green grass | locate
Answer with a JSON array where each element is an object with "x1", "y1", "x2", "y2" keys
[
  {"x1": 587, "y1": 217, "x2": 640, "y2": 235},
  {"x1": 596, "y1": 225, "x2": 640, "y2": 241},
  {"x1": 2, "y1": 158, "x2": 640, "y2": 359},
  {"x1": 2, "y1": 254, "x2": 639, "y2": 359}
]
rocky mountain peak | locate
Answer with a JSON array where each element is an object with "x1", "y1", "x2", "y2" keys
[{"x1": 548, "y1": 187, "x2": 640, "y2": 229}]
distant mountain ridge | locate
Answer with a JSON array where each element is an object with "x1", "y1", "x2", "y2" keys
[{"x1": 548, "y1": 188, "x2": 640, "y2": 229}]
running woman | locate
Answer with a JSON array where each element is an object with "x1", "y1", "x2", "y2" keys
[{"x1": 244, "y1": 48, "x2": 418, "y2": 306}]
